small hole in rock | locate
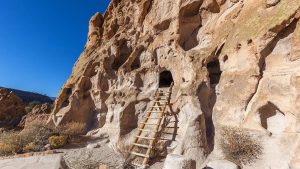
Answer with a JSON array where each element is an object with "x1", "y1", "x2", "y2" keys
[
  {"x1": 247, "y1": 39, "x2": 253, "y2": 44},
  {"x1": 207, "y1": 59, "x2": 222, "y2": 85},
  {"x1": 223, "y1": 55, "x2": 228, "y2": 62},
  {"x1": 237, "y1": 43, "x2": 242, "y2": 50}
]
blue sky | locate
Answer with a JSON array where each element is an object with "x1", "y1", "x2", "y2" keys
[{"x1": 0, "y1": 0, "x2": 110, "y2": 97}]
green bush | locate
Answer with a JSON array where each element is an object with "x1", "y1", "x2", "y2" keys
[
  {"x1": 220, "y1": 126, "x2": 263, "y2": 165},
  {"x1": 49, "y1": 136, "x2": 67, "y2": 149}
]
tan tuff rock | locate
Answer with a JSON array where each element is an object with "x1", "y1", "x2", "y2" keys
[{"x1": 49, "y1": 0, "x2": 300, "y2": 168}]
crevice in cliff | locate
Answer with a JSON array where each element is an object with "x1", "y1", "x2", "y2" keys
[
  {"x1": 60, "y1": 87, "x2": 72, "y2": 108},
  {"x1": 107, "y1": 19, "x2": 120, "y2": 39},
  {"x1": 131, "y1": 56, "x2": 141, "y2": 70},
  {"x1": 197, "y1": 82, "x2": 215, "y2": 152},
  {"x1": 200, "y1": 43, "x2": 224, "y2": 151},
  {"x1": 207, "y1": 59, "x2": 222, "y2": 85},
  {"x1": 138, "y1": 0, "x2": 153, "y2": 25},
  {"x1": 245, "y1": 18, "x2": 299, "y2": 110}
]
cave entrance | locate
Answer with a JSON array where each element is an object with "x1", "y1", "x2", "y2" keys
[
  {"x1": 207, "y1": 59, "x2": 222, "y2": 85},
  {"x1": 159, "y1": 71, "x2": 174, "y2": 88}
]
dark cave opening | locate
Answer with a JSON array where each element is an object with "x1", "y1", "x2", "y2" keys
[
  {"x1": 112, "y1": 40, "x2": 132, "y2": 71},
  {"x1": 131, "y1": 56, "x2": 141, "y2": 70},
  {"x1": 159, "y1": 71, "x2": 174, "y2": 88},
  {"x1": 207, "y1": 59, "x2": 222, "y2": 85}
]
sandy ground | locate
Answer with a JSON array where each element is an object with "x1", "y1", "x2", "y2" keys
[{"x1": 0, "y1": 135, "x2": 167, "y2": 169}]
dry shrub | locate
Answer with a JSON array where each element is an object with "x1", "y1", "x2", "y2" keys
[
  {"x1": 0, "y1": 143, "x2": 14, "y2": 156},
  {"x1": 49, "y1": 136, "x2": 67, "y2": 149},
  {"x1": 23, "y1": 142, "x2": 36, "y2": 152},
  {"x1": 59, "y1": 122, "x2": 86, "y2": 137},
  {"x1": 20, "y1": 121, "x2": 57, "y2": 151},
  {"x1": 0, "y1": 121, "x2": 60, "y2": 156},
  {"x1": 0, "y1": 131, "x2": 22, "y2": 156},
  {"x1": 220, "y1": 126, "x2": 262, "y2": 165}
]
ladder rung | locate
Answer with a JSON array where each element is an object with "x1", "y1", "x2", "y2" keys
[
  {"x1": 158, "y1": 94, "x2": 169, "y2": 96},
  {"x1": 153, "y1": 101, "x2": 167, "y2": 103},
  {"x1": 151, "y1": 111, "x2": 163, "y2": 113},
  {"x1": 162, "y1": 131, "x2": 177, "y2": 135},
  {"x1": 132, "y1": 143, "x2": 153, "y2": 149},
  {"x1": 165, "y1": 126, "x2": 179, "y2": 129},
  {"x1": 130, "y1": 151, "x2": 149, "y2": 158},
  {"x1": 140, "y1": 122, "x2": 160, "y2": 126},
  {"x1": 138, "y1": 128, "x2": 157, "y2": 132},
  {"x1": 146, "y1": 117, "x2": 163, "y2": 119},
  {"x1": 156, "y1": 99, "x2": 168, "y2": 101},
  {"x1": 135, "y1": 135, "x2": 156, "y2": 140},
  {"x1": 157, "y1": 98, "x2": 168, "y2": 100},
  {"x1": 132, "y1": 162, "x2": 146, "y2": 168}
]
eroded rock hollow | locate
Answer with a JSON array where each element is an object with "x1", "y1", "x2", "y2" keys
[{"x1": 49, "y1": 0, "x2": 300, "y2": 168}]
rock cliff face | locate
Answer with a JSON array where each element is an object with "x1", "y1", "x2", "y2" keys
[
  {"x1": 0, "y1": 89, "x2": 25, "y2": 127},
  {"x1": 50, "y1": 0, "x2": 300, "y2": 168}
]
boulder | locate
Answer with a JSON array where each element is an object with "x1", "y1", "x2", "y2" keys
[
  {"x1": 206, "y1": 160, "x2": 239, "y2": 169},
  {"x1": 19, "y1": 103, "x2": 52, "y2": 128},
  {"x1": 162, "y1": 154, "x2": 196, "y2": 169}
]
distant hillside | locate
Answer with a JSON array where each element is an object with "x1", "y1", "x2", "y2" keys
[{"x1": 0, "y1": 87, "x2": 53, "y2": 104}]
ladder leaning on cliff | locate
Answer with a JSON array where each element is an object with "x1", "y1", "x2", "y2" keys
[{"x1": 128, "y1": 82, "x2": 174, "y2": 168}]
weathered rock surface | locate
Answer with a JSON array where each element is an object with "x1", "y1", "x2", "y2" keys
[
  {"x1": 0, "y1": 154, "x2": 67, "y2": 169},
  {"x1": 206, "y1": 160, "x2": 239, "y2": 169},
  {"x1": 30, "y1": 103, "x2": 52, "y2": 115},
  {"x1": 19, "y1": 103, "x2": 52, "y2": 128},
  {"x1": 49, "y1": 0, "x2": 300, "y2": 168},
  {"x1": 163, "y1": 154, "x2": 196, "y2": 169},
  {"x1": 265, "y1": 0, "x2": 280, "y2": 8},
  {"x1": 0, "y1": 89, "x2": 25, "y2": 127}
]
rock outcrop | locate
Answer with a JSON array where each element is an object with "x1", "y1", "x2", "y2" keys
[
  {"x1": 50, "y1": 0, "x2": 300, "y2": 168},
  {"x1": 163, "y1": 154, "x2": 196, "y2": 169},
  {"x1": 0, "y1": 89, "x2": 25, "y2": 127},
  {"x1": 20, "y1": 103, "x2": 52, "y2": 128}
]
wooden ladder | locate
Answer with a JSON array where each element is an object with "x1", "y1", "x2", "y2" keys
[{"x1": 129, "y1": 83, "x2": 174, "y2": 168}]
